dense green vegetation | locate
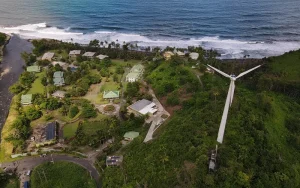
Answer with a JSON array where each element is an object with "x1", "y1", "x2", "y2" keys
[
  {"x1": 102, "y1": 51, "x2": 300, "y2": 187},
  {"x1": 0, "y1": 33, "x2": 6, "y2": 46},
  {"x1": 31, "y1": 161, "x2": 96, "y2": 188}
]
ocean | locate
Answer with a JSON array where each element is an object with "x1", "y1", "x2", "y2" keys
[{"x1": 0, "y1": 0, "x2": 300, "y2": 58}]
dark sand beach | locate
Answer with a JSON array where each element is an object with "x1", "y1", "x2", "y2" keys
[{"x1": 0, "y1": 35, "x2": 32, "y2": 136}]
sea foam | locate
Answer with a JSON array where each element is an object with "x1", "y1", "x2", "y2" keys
[{"x1": 1, "y1": 23, "x2": 300, "y2": 59}]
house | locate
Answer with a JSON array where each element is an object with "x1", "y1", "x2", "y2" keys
[
  {"x1": 124, "y1": 131, "x2": 139, "y2": 141},
  {"x1": 68, "y1": 64, "x2": 78, "y2": 72},
  {"x1": 42, "y1": 52, "x2": 55, "y2": 61},
  {"x1": 53, "y1": 71, "x2": 65, "y2": 86},
  {"x1": 26, "y1": 65, "x2": 41, "y2": 73},
  {"x1": 176, "y1": 50, "x2": 185, "y2": 56},
  {"x1": 97, "y1": 54, "x2": 109, "y2": 60},
  {"x1": 45, "y1": 122, "x2": 56, "y2": 141},
  {"x1": 51, "y1": 61, "x2": 68, "y2": 70},
  {"x1": 106, "y1": 156, "x2": 123, "y2": 167},
  {"x1": 69, "y1": 50, "x2": 81, "y2": 58},
  {"x1": 103, "y1": 91, "x2": 120, "y2": 99},
  {"x1": 125, "y1": 64, "x2": 144, "y2": 82},
  {"x1": 189, "y1": 52, "x2": 199, "y2": 60},
  {"x1": 127, "y1": 99, "x2": 158, "y2": 116},
  {"x1": 163, "y1": 51, "x2": 174, "y2": 60},
  {"x1": 82, "y1": 52, "x2": 96, "y2": 58},
  {"x1": 21, "y1": 94, "x2": 32, "y2": 105},
  {"x1": 51, "y1": 90, "x2": 66, "y2": 98}
]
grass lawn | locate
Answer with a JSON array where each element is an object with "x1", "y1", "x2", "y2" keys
[
  {"x1": 63, "y1": 122, "x2": 79, "y2": 139},
  {"x1": 0, "y1": 96, "x2": 19, "y2": 162},
  {"x1": 111, "y1": 59, "x2": 140, "y2": 67},
  {"x1": 100, "y1": 80, "x2": 120, "y2": 92},
  {"x1": 27, "y1": 72, "x2": 45, "y2": 94},
  {"x1": 31, "y1": 161, "x2": 96, "y2": 188}
]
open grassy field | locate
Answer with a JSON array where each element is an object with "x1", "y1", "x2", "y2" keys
[
  {"x1": 270, "y1": 50, "x2": 300, "y2": 81},
  {"x1": 0, "y1": 96, "x2": 19, "y2": 162},
  {"x1": 31, "y1": 161, "x2": 96, "y2": 188},
  {"x1": 63, "y1": 122, "x2": 79, "y2": 139},
  {"x1": 100, "y1": 80, "x2": 120, "y2": 92},
  {"x1": 27, "y1": 71, "x2": 45, "y2": 94},
  {"x1": 111, "y1": 59, "x2": 140, "y2": 67}
]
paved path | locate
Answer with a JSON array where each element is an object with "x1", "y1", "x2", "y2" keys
[{"x1": 1, "y1": 154, "x2": 100, "y2": 187}]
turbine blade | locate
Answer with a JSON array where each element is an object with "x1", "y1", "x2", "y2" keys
[
  {"x1": 236, "y1": 65, "x2": 261, "y2": 79},
  {"x1": 207, "y1": 65, "x2": 231, "y2": 78},
  {"x1": 217, "y1": 82, "x2": 233, "y2": 144},
  {"x1": 230, "y1": 81, "x2": 235, "y2": 106}
]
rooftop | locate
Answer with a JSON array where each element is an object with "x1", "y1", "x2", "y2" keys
[
  {"x1": 52, "y1": 61, "x2": 67, "y2": 67},
  {"x1": 126, "y1": 72, "x2": 140, "y2": 79},
  {"x1": 21, "y1": 94, "x2": 32, "y2": 104},
  {"x1": 97, "y1": 54, "x2": 109, "y2": 60},
  {"x1": 129, "y1": 99, "x2": 152, "y2": 112},
  {"x1": 45, "y1": 122, "x2": 56, "y2": 140},
  {"x1": 124, "y1": 131, "x2": 139, "y2": 139},
  {"x1": 53, "y1": 77, "x2": 65, "y2": 86},
  {"x1": 130, "y1": 64, "x2": 144, "y2": 73},
  {"x1": 189, "y1": 52, "x2": 199, "y2": 60},
  {"x1": 52, "y1": 90, "x2": 66, "y2": 98},
  {"x1": 103, "y1": 90, "x2": 120, "y2": 99},
  {"x1": 53, "y1": 71, "x2": 64, "y2": 78},
  {"x1": 69, "y1": 50, "x2": 81, "y2": 55},
  {"x1": 42, "y1": 52, "x2": 55, "y2": 60},
  {"x1": 83, "y1": 52, "x2": 96, "y2": 57},
  {"x1": 26, "y1": 65, "x2": 41, "y2": 72}
]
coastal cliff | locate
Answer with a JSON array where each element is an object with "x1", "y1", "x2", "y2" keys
[{"x1": 0, "y1": 33, "x2": 11, "y2": 64}]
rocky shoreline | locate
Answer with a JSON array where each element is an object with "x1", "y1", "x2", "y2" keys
[{"x1": 0, "y1": 34, "x2": 11, "y2": 64}]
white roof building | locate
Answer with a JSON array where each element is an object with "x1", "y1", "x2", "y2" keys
[
  {"x1": 176, "y1": 51, "x2": 185, "y2": 56},
  {"x1": 82, "y1": 52, "x2": 96, "y2": 58},
  {"x1": 189, "y1": 52, "x2": 199, "y2": 60},
  {"x1": 97, "y1": 54, "x2": 109, "y2": 60},
  {"x1": 42, "y1": 52, "x2": 55, "y2": 61},
  {"x1": 51, "y1": 90, "x2": 66, "y2": 98},
  {"x1": 69, "y1": 50, "x2": 81, "y2": 56},
  {"x1": 128, "y1": 99, "x2": 158, "y2": 116}
]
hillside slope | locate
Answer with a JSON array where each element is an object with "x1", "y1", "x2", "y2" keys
[{"x1": 102, "y1": 54, "x2": 300, "y2": 187}]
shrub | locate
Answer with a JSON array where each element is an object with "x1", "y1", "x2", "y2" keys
[
  {"x1": 104, "y1": 105, "x2": 115, "y2": 112},
  {"x1": 25, "y1": 107, "x2": 42, "y2": 120},
  {"x1": 69, "y1": 106, "x2": 79, "y2": 118}
]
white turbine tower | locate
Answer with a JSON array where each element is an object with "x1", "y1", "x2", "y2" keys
[{"x1": 208, "y1": 64, "x2": 261, "y2": 144}]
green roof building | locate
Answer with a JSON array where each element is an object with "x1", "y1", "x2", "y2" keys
[
  {"x1": 124, "y1": 131, "x2": 139, "y2": 141},
  {"x1": 21, "y1": 94, "x2": 32, "y2": 105},
  {"x1": 26, "y1": 66, "x2": 41, "y2": 73},
  {"x1": 103, "y1": 91, "x2": 120, "y2": 99},
  {"x1": 53, "y1": 71, "x2": 65, "y2": 86}
]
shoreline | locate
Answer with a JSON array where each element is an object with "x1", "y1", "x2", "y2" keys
[{"x1": 0, "y1": 35, "x2": 33, "y2": 139}]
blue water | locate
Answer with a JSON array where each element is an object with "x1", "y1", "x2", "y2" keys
[{"x1": 1, "y1": 0, "x2": 300, "y2": 58}]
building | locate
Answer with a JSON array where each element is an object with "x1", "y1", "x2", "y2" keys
[
  {"x1": 106, "y1": 156, "x2": 123, "y2": 166},
  {"x1": 163, "y1": 51, "x2": 174, "y2": 60},
  {"x1": 51, "y1": 90, "x2": 66, "y2": 98},
  {"x1": 69, "y1": 50, "x2": 81, "y2": 58},
  {"x1": 127, "y1": 99, "x2": 158, "y2": 116},
  {"x1": 189, "y1": 52, "x2": 199, "y2": 60},
  {"x1": 26, "y1": 65, "x2": 41, "y2": 73},
  {"x1": 21, "y1": 94, "x2": 32, "y2": 105},
  {"x1": 68, "y1": 64, "x2": 78, "y2": 72},
  {"x1": 125, "y1": 64, "x2": 144, "y2": 82},
  {"x1": 176, "y1": 50, "x2": 185, "y2": 56},
  {"x1": 53, "y1": 71, "x2": 65, "y2": 86},
  {"x1": 82, "y1": 52, "x2": 96, "y2": 58},
  {"x1": 45, "y1": 122, "x2": 56, "y2": 141},
  {"x1": 42, "y1": 52, "x2": 55, "y2": 61},
  {"x1": 97, "y1": 54, "x2": 109, "y2": 60},
  {"x1": 124, "y1": 131, "x2": 139, "y2": 141},
  {"x1": 103, "y1": 91, "x2": 120, "y2": 99}
]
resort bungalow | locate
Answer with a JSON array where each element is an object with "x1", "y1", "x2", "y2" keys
[
  {"x1": 42, "y1": 52, "x2": 55, "y2": 61},
  {"x1": 163, "y1": 51, "x2": 174, "y2": 60},
  {"x1": 103, "y1": 90, "x2": 120, "y2": 100},
  {"x1": 127, "y1": 99, "x2": 158, "y2": 116},
  {"x1": 53, "y1": 71, "x2": 65, "y2": 86},
  {"x1": 51, "y1": 90, "x2": 66, "y2": 98},
  {"x1": 106, "y1": 156, "x2": 123, "y2": 167},
  {"x1": 82, "y1": 52, "x2": 96, "y2": 58},
  {"x1": 124, "y1": 131, "x2": 139, "y2": 141},
  {"x1": 125, "y1": 64, "x2": 144, "y2": 82},
  {"x1": 26, "y1": 65, "x2": 41, "y2": 73},
  {"x1": 21, "y1": 94, "x2": 32, "y2": 105},
  {"x1": 175, "y1": 50, "x2": 185, "y2": 56},
  {"x1": 97, "y1": 54, "x2": 109, "y2": 60},
  {"x1": 69, "y1": 50, "x2": 81, "y2": 59},
  {"x1": 189, "y1": 52, "x2": 199, "y2": 60}
]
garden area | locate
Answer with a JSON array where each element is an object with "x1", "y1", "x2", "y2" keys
[{"x1": 30, "y1": 161, "x2": 96, "y2": 188}]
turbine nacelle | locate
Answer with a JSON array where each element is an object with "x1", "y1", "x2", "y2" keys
[{"x1": 207, "y1": 64, "x2": 261, "y2": 144}]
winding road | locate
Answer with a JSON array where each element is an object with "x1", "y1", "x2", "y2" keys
[{"x1": 0, "y1": 154, "x2": 100, "y2": 187}]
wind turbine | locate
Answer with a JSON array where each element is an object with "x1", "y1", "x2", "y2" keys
[{"x1": 208, "y1": 64, "x2": 261, "y2": 144}]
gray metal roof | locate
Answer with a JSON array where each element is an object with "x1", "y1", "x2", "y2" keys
[
  {"x1": 46, "y1": 122, "x2": 56, "y2": 140},
  {"x1": 129, "y1": 99, "x2": 152, "y2": 112}
]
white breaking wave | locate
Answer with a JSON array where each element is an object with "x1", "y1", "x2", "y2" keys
[{"x1": 1, "y1": 23, "x2": 300, "y2": 59}]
